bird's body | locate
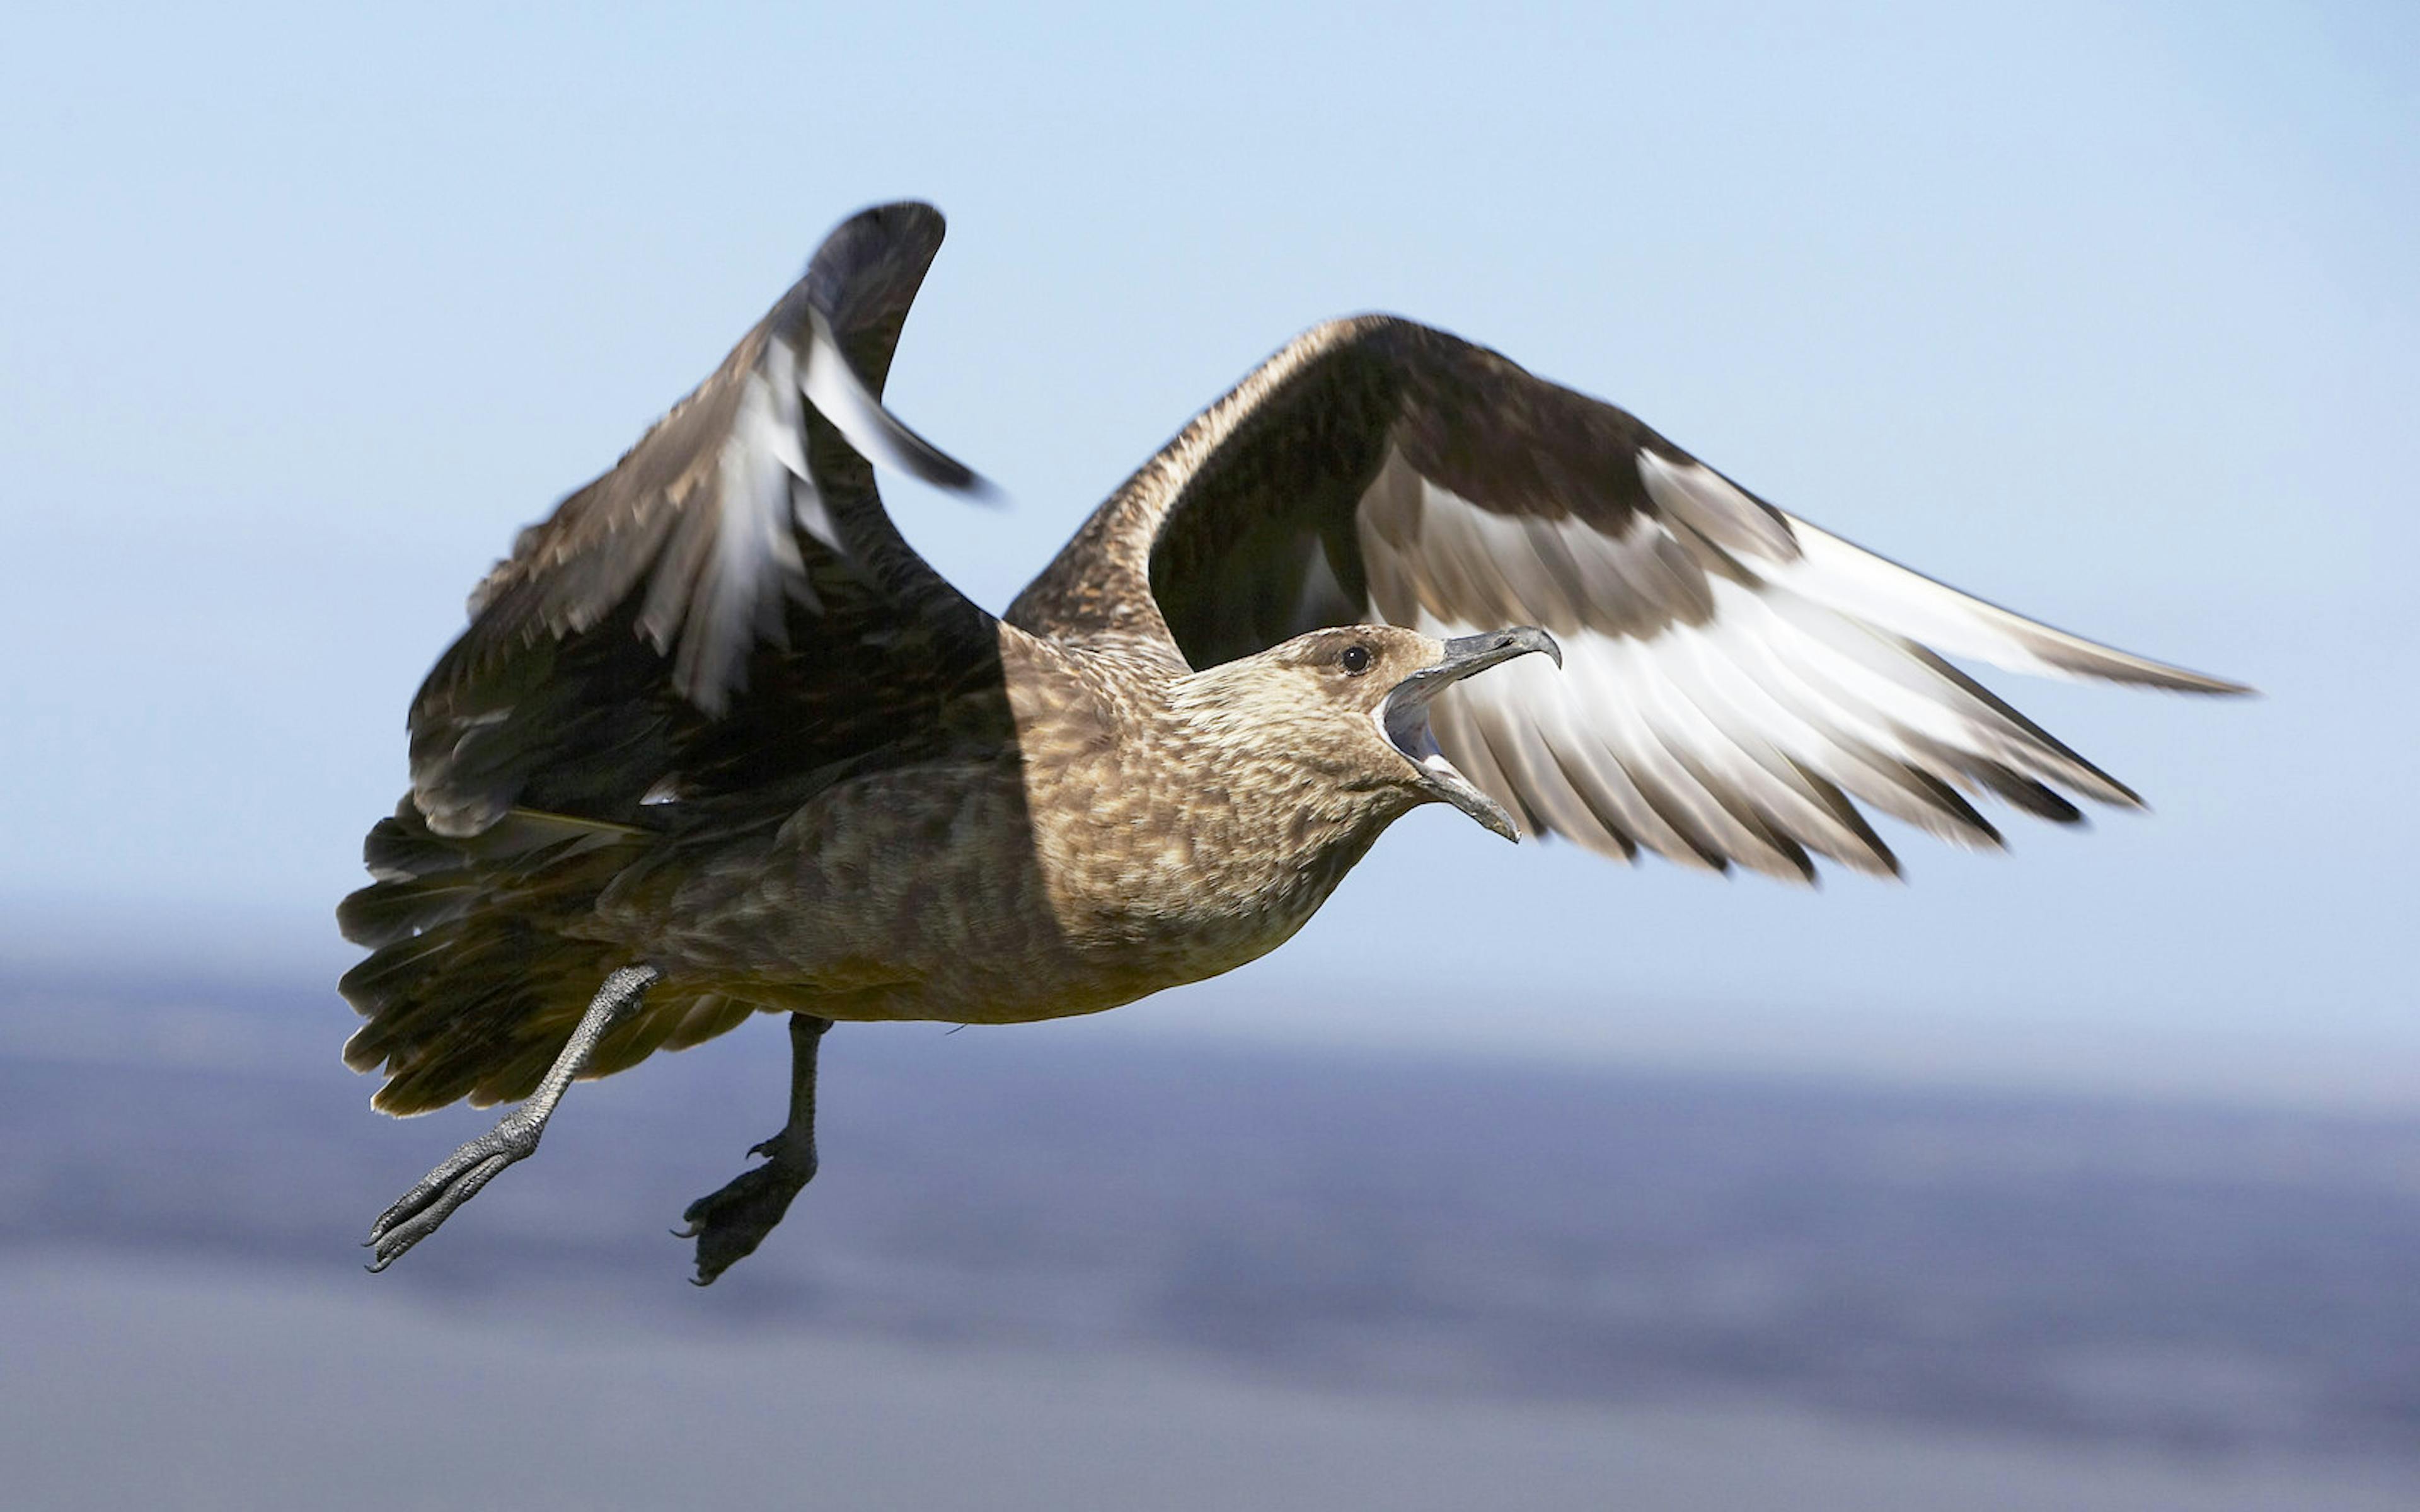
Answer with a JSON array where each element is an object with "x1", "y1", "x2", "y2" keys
[
  {"x1": 576, "y1": 629, "x2": 1409, "y2": 1029},
  {"x1": 342, "y1": 203, "x2": 2244, "y2": 1279}
]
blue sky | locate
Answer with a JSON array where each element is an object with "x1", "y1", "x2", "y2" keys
[{"x1": 1, "y1": 3, "x2": 2412, "y2": 1106}]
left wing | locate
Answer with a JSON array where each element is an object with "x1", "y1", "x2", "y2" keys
[
  {"x1": 408, "y1": 202, "x2": 999, "y2": 838},
  {"x1": 1010, "y1": 316, "x2": 2247, "y2": 881}
]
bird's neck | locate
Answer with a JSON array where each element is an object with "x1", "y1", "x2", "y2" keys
[{"x1": 1010, "y1": 651, "x2": 1412, "y2": 985}]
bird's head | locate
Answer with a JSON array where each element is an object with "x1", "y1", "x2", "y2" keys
[{"x1": 1169, "y1": 624, "x2": 1561, "y2": 842}]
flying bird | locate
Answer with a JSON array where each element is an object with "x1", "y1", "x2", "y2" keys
[{"x1": 342, "y1": 202, "x2": 2246, "y2": 1283}]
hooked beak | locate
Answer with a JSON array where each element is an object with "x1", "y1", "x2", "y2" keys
[{"x1": 1377, "y1": 626, "x2": 1562, "y2": 842}]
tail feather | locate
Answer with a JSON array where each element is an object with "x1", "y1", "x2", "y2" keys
[
  {"x1": 338, "y1": 801, "x2": 752, "y2": 1116},
  {"x1": 336, "y1": 873, "x2": 490, "y2": 951}
]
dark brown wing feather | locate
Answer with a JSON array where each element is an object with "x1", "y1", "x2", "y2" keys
[{"x1": 407, "y1": 202, "x2": 1000, "y2": 839}]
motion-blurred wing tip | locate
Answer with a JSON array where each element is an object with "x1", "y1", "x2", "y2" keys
[
  {"x1": 2177, "y1": 670, "x2": 2257, "y2": 697},
  {"x1": 872, "y1": 428, "x2": 1005, "y2": 504},
  {"x1": 797, "y1": 307, "x2": 998, "y2": 503},
  {"x1": 2066, "y1": 653, "x2": 2256, "y2": 698}
]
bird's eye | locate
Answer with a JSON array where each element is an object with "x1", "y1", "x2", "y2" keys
[{"x1": 1339, "y1": 644, "x2": 1372, "y2": 675}]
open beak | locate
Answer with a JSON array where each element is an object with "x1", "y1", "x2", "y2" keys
[{"x1": 1377, "y1": 626, "x2": 1562, "y2": 842}]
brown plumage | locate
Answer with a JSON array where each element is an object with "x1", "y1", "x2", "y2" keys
[{"x1": 345, "y1": 202, "x2": 2245, "y2": 1280}]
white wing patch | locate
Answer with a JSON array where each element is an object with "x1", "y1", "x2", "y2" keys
[
  {"x1": 1765, "y1": 516, "x2": 2243, "y2": 690},
  {"x1": 1360, "y1": 447, "x2": 2241, "y2": 881}
]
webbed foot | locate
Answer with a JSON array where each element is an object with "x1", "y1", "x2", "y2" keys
[{"x1": 676, "y1": 1132, "x2": 817, "y2": 1285}]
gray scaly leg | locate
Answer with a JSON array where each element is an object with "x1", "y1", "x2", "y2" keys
[
  {"x1": 366, "y1": 964, "x2": 662, "y2": 1272},
  {"x1": 677, "y1": 1012, "x2": 831, "y2": 1285}
]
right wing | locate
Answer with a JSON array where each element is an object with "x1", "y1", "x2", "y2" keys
[{"x1": 1015, "y1": 316, "x2": 2247, "y2": 882}]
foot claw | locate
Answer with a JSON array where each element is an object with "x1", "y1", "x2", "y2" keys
[
  {"x1": 363, "y1": 1118, "x2": 536, "y2": 1272},
  {"x1": 678, "y1": 1138, "x2": 817, "y2": 1286}
]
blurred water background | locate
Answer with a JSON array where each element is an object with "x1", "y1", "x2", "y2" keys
[
  {"x1": 4, "y1": 971, "x2": 2418, "y2": 1509},
  {"x1": 3, "y1": 4, "x2": 2414, "y2": 1507}
]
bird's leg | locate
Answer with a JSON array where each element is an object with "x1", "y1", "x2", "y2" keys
[
  {"x1": 677, "y1": 1011, "x2": 831, "y2": 1285},
  {"x1": 366, "y1": 964, "x2": 661, "y2": 1272}
]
